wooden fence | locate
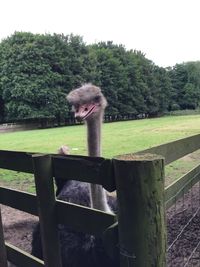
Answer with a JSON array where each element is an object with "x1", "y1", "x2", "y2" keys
[
  {"x1": 1, "y1": 133, "x2": 200, "y2": 266},
  {"x1": 0, "y1": 113, "x2": 149, "y2": 133}
]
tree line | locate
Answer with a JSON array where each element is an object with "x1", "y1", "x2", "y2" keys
[{"x1": 0, "y1": 32, "x2": 200, "y2": 123}]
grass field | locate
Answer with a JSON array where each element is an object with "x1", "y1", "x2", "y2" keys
[{"x1": 1, "y1": 114, "x2": 200, "y2": 191}]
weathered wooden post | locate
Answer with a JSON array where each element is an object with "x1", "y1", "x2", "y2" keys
[
  {"x1": 0, "y1": 207, "x2": 8, "y2": 267},
  {"x1": 32, "y1": 154, "x2": 62, "y2": 267},
  {"x1": 113, "y1": 153, "x2": 166, "y2": 267}
]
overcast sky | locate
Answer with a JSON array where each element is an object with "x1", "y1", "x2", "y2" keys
[{"x1": 1, "y1": 0, "x2": 200, "y2": 67}]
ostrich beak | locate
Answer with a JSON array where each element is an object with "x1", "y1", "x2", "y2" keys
[{"x1": 75, "y1": 103, "x2": 97, "y2": 121}]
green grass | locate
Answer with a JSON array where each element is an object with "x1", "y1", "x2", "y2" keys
[{"x1": 1, "y1": 114, "x2": 200, "y2": 191}]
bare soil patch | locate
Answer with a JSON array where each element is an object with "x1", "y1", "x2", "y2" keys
[{"x1": 1, "y1": 205, "x2": 38, "y2": 253}]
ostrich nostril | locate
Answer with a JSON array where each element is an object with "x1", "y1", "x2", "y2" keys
[{"x1": 75, "y1": 115, "x2": 82, "y2": 122}]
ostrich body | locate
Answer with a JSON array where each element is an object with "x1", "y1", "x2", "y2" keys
[{"x1": 31, "y1": 84, "x2": 118, "y2": 267}]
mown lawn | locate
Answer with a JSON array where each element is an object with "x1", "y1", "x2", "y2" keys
[{"x1": 1, "y1": 114, "x2": 200, "y2": 191}]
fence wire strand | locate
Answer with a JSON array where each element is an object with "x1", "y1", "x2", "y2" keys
[
  {"x1": 167, "y1": 181, "x2": 200, "y2": 266},
  {"x1": 183, "y1": 240, "x2": 200, "y2": 267}
]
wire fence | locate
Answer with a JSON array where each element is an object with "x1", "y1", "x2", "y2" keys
[{"x1": 167, "y1": 181, "x2": 200, "y2": 266}]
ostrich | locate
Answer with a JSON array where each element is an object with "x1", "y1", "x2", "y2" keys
[
  {"x1": 66, "y1": 83, "x2": 113, "y2": 213},
  {"x1": 31, "y1": 84, "x2": 118, "y2": 267}
]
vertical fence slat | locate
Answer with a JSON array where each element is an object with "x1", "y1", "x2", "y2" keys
[
  {"x1": 0, "y1": 206, "x2": 8, "y2": 267},
  {"x1": 32, "y1": 154, "x2": 62, "y2": 267},
  {"x1": 113, "y1": 153, "x2": 166, "y2": 267}
]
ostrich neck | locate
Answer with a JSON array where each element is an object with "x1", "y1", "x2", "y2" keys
[
  {"x1": 86, "y1": 115, "x2": 102, "y2": 157},
  {"x1": 86, "y1": 114, "x2": 111, "y2": 213}
]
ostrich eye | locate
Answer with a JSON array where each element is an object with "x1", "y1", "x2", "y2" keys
[
  {"x1": 94, "y1": 96, "x2": 100, "y2": 102},
  {"x1": 84, "y1": 107, "x2": 88, "y2": 111}
]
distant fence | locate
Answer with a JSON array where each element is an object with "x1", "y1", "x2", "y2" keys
[
  {"x1": 0, "y1": 113, "x2": 150, "y2": 133},
  {"x1": 104, "y1": 113, "x2": 148, "y2": 122},
  {"x1": 0, "y1": 122, "x2": 40, "y2": 133},
  {"x1": 1, "y1": 134, "x2": 200, "y2": 266}
]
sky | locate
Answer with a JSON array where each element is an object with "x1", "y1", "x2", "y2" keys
[{"x1": 0, "y1": 0, "x2": 200, "y2": 67}]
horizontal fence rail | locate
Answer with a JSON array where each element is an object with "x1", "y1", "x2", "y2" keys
[
  {"x1": 0, "y1": 151, "x2": 115, "y2": 191},
  {"x1": 56, "y1": 200, "x2": 116, "y2": 236},
  {"x1": 6, "y1": 242, "x2": 44, "y2": 267},
  {"x1": 52, "y1": 155, "x2": 115, "y2": 192},
  {"x1": 0, "y1": 150, "x2": 34, "y2": 173},
  {"x1": 0, "y1": 187, "x2": 37, "y2": 216},
  {"x1": 138, "y1": 133, "x2": 200, "y2": 165},
  {"x1": 165, "y1": 164, "x2": 200, "y2": 209},
  {"x1": 0, "y1": 187, "x2": 116, "y2": 236}
]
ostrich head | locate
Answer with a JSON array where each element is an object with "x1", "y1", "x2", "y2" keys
[{"x1": 67, "y1": 84, "x2": 107, "y2": 122}]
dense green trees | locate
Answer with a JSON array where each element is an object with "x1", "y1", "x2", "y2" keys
[
  {"x1": 0, "y1": 32, "x2": 200, "y2": 123},
  {"x1": 168, "y1": 62, "x2": 200, "y2": 110},
  {"x1": 0, "y1": 33, "x2": 90, "y2": 121}
]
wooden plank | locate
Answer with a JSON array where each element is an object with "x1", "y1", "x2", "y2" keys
[
  {"x1": 0, "y1": 150, "x2": 115, "y2": 190},
  {"x1": 6, "y1": 242, "x2": 44, "y2": 267},
  {"x1": 0, "y1": 186, "x2": 116, "y2": 235},
  {"x1": 165, "y1": 164, "x2": 200, "y2": 209},
  {"x1": 52, "y1": 155, "x2": 116, "y2": 192},
  {"x1": 137, "y1": 133, "x2": 200, "y2": 165},
  {"x1": 0, "y1": 150, "x2": 34, "y2": 173},
  {"x1": 56, "y1": 199, "x2": 116, "y2": 236},
  {"x1": 32, "y1": 154, "x2": 62, "y2": 267},
  {"x1": 0, "y1": 207, "x2": 8, "y2": 267},
  {"x1": 0, "y1": 187, "x2": 38, "y2": 216},
  {"x1": 113, "y1": 154, "x2": 166, "y2": 267}
]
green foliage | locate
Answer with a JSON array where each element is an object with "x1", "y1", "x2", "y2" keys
[
  {"x1": 0, "y1": 32, "x2": 200, "y2": 123},
  {"x1": 0, "y1": 32, "x2": 89, "y2": 121},
  {"x1": 169, "y1": 61, "x2": 200, "y2": 110},
  {"x1": 0, "y1": 33, "x2": 64, "y2": 120}
]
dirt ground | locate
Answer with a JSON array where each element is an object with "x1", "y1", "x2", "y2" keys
[
  {"x1": 1, "y1": 183, "x2": 200, "y2": 267},
  {"x1": 1, "y1": 205, "x2": 38, "y2": 253},
  {"x1": 166, "y1": 183, "x2": 200, "y2": 267}
]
